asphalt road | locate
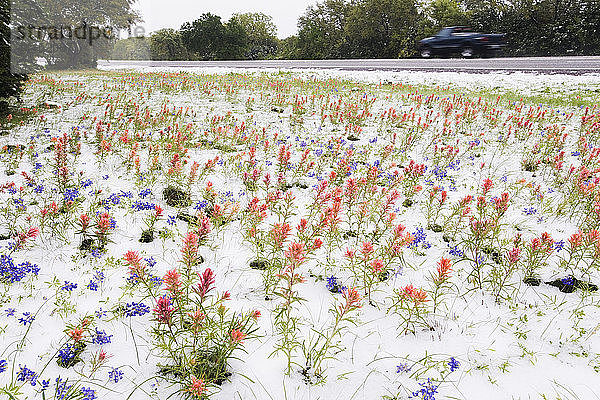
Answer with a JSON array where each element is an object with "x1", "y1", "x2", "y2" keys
[{"x1": 98, "y1": 57, "x2": 600, "y2": 75}]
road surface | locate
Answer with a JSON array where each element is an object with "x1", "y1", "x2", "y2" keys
[{"x1": 98, "y1": 57, "x2": 600, "y2": 75}]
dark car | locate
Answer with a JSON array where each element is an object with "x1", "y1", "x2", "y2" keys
[{"x1": 418, "y1": 26, "x2": 506, "y2": 58}]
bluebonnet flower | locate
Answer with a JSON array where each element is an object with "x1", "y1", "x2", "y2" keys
[
  {"x1": 109, "y1": 367, "x2": 124, "y2": 383},
  {"x1": 19, "y1": 312, "x2": 35, "y2": 325},
  {"x1": 92, "y1": 329, "x2": 112, "y2": 345},
  {"x1": 34, "y1": 162, "x2": 43, "y2": 171},
  {"x1": 87, "y1": 280, "x2": 98, "y2": 291},
  {"x1": 561, "y1": 276, "x2": 574, "y2": 286},
  {"x1": 448, "y1": 357, "x2": 460, "y2": 372},
  {"x1": 326, "y1": 276, "x2": 341, "y2": 292},
  {"x1": 131, "y1": 200, "x2": 156, "y2": 211},
  {"x1": 138, "y1": 188, "x2": 152, "y2": 198},
  {"x1": 91, "y1": 248, "x2": 105, "y2": 259},
  {"x1": 409, "y1": 228, "x2": 431, "y2": 250},
  {"x1": 554, "y1": 240, "x2": 565, "y2": 252},
  {"x1": 193, "y1": 200, "x2": 209, "y2": 210},
  {"x1": 41, "y1": 379, "x2": 50, "y2": 391},
  {"x1": 369, "y1": 137, "x2": 378, "y2": 144},
  {"x1": 57, "y1": 343, "x2": 77, "y2": 365},
  {"x1": 571, "y1": 151, "x2": 580, "y2": 156},
  {"x1": 449, "y1": 246, "x2": 464, "y2": 258},
  {"x1": 80, "y1": 387, "x2": 97, "y2": 399},
  {"x1": 396, "y1": 363, "x2": 411, "y2": 373},
  {"x1": 95, "y1": 308, "x2": 107, "y2": 319},
  {"x1": 102, "y1": 175, "x2": 109, "y2": 180},
  {"x1": 124, "y1": 302, "x2": 150, "y2": 317},
  {"x1": 411, "y1": 378, "x2": 438, "y2": 399},
  {"x1": 0, "y1": 359, "x2": 7, "y2": 373},
  {"x1": 61, "y1": 281, "x2": 77, "y2": 291},
  {"x1": 522, "y1": 207, "x2": 537, "y2": 216},
  {"x1": 149, "y1": 275, "x2": 163, "y2": 288},
  {"x1": 5, "y1": 308, "x2": 16, "y2": 316},
  {"x1": 166, "y1": 215, "x2": 176, "y2": 226},
  {"x1": 34, "y1": 185, "x2": 44, "y2": 193},
  {"x1": 63, "y1": 188, "x2": 80, "y2": 202},
  {"x1": 80, "y1": 178, "x2": 93, "y2": 188},
  {"x1": 16, "y1": 365, "x2": 37, "y2": 385}
]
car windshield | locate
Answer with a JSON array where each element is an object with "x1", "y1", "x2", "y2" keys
[
  {"x1": 437, "y1": 28, "x2": 452, "y2": 37},
  {"x1": 451, "y1": 27, "x2": 474, "y2": 35}
]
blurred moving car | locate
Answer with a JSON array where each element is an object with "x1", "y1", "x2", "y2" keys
[{"x1": 418, "y1": 26, "x2": 506, "y2": 58}]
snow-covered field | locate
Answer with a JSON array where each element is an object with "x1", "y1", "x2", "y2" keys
[{"x1": 1, "y1": 67, "x2": 600, "y2": 400}]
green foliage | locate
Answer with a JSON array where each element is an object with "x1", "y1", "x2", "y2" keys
[
  {"x1": 111, "y1": 37, "x2": 151, "y2": 60},
  {"x1": 230, "y1": 13, "x2": 278, "y2": 59},
  {"x1": 296, "y1": 0, "x2": 352, "y2": 59},
  {"x1": 0, "y1": 0, "x2": 28, "y2": 114},
  {"x1": 149, "y1": 29, "x2": 188, "y2": 61},
  {"x1": 464, "y1": 0, "x2": 600, "y2": 56},
  {"x1": 181, "y1": 13, "x2": 248, "y2": 60},
  {"x1": 345, "y1": 0, "x2": 422, "y2": 58}
]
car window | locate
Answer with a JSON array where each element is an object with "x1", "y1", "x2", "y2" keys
[{"x1": 437, "y1": 28, "x2": 451, "y2": 37}]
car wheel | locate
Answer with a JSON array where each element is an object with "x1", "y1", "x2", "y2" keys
[
  {"x1": 420, "y1": 47, "x2": 432, "y2": 58},
  {"x1": 461, "y1": 46, "x2": 474, "y2": 58}
]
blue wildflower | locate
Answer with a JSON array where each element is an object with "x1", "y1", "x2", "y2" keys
[
  {"x1": 124, "y1": 302, "x2": 150, "y2": 317},
  {"x1": 18, "y1": 312, "x2": 34, "y2": 325},
  {"x1": 61, "y1": 281, "x2": 77, "y2": 291},
  {"x1": 80, "y1": 387, "x2": 97, "y2": 400},
  {"x1": 92, "y1": 329, "x2": 112, "y2": 345},
  {"x1": 396, "y1": 363, "x2": 411, "y2": 373},
  {"x1": 108, "y1": 367, "x2": 124, "y2": 383},
  {"x1": 0, "y1": 359, "x2": 7, "y2": 373},
  {"x1": 448, "y1": 357, "x2": 460, "y2": 372}
]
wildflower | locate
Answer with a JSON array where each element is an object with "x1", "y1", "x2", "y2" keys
[
  {"x1": 371, "y1": 259, "x2": 385, "y2": 274},
  {"x1": 252, "y1": 310, "x2": 261, "y2": 320},
  {"x1": 284, "y1": 242, "x2": 306, "y2": 264},
  {"x1": 153, "y1": 296, "x2": 175, "y2": 324},
  {"x1": 561, "y1": 276, "x2": 575, "y2": 286},
  {"x1": 230, "y1": 329, "x2": 246, "y2": 344},
  {"x1": 163, "y1": 269, "x2": 182, "y2": 294},
  {"x1": 360, "y1": 241, "x2": 374, "y2": 257},
  {"x1": 92, "y1": 329, "x2": 112, "y2": 345},
  {"x1": 0, "y1": 359, "x2": 7, "y2": 373},
  {"x1": 181, "y1": 232, "x2": 199, "y2": 267},
  {"x1": 68, "y1": 327, "x2": 85, "y2": 341},
  {"x1": 339, "y1": 287, "x2": 362, "y2": 314},
  {"x1": 188, "y1": 375, "x2": 206, "y2": 397},
  {"x1": 19, "y1": 312, "x2": 35, "y2": 325},
  {"x1": 108, "y1": 367, "x2": 124, "y2": 383},
  {"x1": 5, "y1": 308, "x2": 15, "y2": 316},
  {"x1": 61, "y1": 281, "x2": 77, "y2": 291},
  {"x1": 16, "y1": 365, "x2": 37, "y2": 386},
  {"x1": 124, "y1": 302, "x2": 150, "y2": 317},
  {"x1": 87, "y1": 280, "x2": 98, "y2": 291},
  {"x1": 80, "y1": 387, "x2": 97, "y2": 400},
  {"x1": 448, "y1": 357, "x2": 460, "y2": 372},
  {"x1": 435, "y1": 258, "x2": 452, "y2": 284},
  {"x1": 411, "y1": 378, "x2": 439, "y2": 399},
  {"x1": 400, "y1": 285, "x2": 428, "y2": 305},
  {"x1": 123, "y1": 250, "x2": 146, "y2": 278},
  {"x1": 57, "y1": 343, "x2": 78, "y2": 366},
  {"x1": 195, "y1": 268, "x2": 215, "y2": 300},
  {"x1": 507, "y1": 247, "x2": 521, "y2": 264},
  {"x1": 396, "y1": 363, "x2": 411, "y2": 373}
]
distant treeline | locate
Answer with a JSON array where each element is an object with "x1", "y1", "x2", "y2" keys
[{"x1": 113, "y1": 0, "x2": 600, "y2": 61}]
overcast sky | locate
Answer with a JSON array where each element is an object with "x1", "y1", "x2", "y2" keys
[{"x1": 134, "y1": 0, "x2": 318, "y2": 39}]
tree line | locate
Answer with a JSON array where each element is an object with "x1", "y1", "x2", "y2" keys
[
  {"x1": 2, "y1": 0, "x2": 600, "y2": 112},
  {"x1": 114, "y1": 0, "x2": 600, "y2": 61}
]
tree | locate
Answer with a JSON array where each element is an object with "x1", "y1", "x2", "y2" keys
[
  {"x1": 423, "y1": 0, "x2": 469, "y2": 36},
  {"x1": 149, "y1": 29, "x2": 187, "y2": 61},
  {"x1": 111, "y1": 37, "x2": 151, "y2": 60},
  {"x1": 1, "y1": 0, "x2": 28, "y2": 114},
  {"x1": 296, "y1": 0, "x2": 353, "y2": 59},
  {"x1": 12, "y1": 0, "x2": 140, "y2": 69},
  {"x1": 181, "y1": 13, "x2": 248, "y2": 60},
  {"x1": 229, "y1": 12, "x2": 278, "y2": 59},
  {"x1": 345, "y1": 0, "x2": 422, "y2": 58}
]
